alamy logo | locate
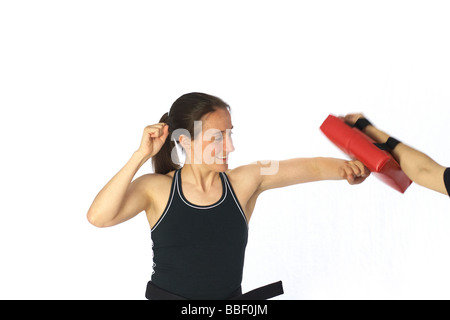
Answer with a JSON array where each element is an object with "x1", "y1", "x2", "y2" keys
[{"x1": 170, "y1": 120, "x2": 279, "y2": 175}]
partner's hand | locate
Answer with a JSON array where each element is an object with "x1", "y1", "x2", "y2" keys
[{"x1": 340, "y1": 113, "x2": 366, "y2": 127}]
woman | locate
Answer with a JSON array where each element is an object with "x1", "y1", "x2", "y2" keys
[
  {"x1": 87, "y1": 93, "x2": 370, "y2": 300},
  {"x1": 344, "y1": 113, "x2": 449, "y2": 196}
]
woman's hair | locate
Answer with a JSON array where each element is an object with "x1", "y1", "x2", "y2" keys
[{"x1": 152, "y1": 92, "x2": 231, "y2": 174}]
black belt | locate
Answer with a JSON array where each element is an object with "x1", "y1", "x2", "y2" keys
[{"x1": 146, "y1": 281, "x2": 283, "y2": 300}]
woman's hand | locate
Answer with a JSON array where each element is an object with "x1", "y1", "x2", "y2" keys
[
  {"x1": 137, "y1": 123, "x2": 170, "y2": 159},
  {"x1": 339, "y1": 160, "x2": 371, "y2": 185}
]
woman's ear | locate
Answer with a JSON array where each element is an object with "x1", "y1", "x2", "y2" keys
[{"x1": 178, "y1": 134, "x2": 191, "y2": 152}]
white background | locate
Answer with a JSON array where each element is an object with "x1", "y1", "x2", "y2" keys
[{"x1": 1, "y1": 0, "x2": 449, "y2": 299}]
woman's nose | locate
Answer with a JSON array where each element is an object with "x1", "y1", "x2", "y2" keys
[{"x1": 225, "y1": 136, "x2": 235, "y2": 153}]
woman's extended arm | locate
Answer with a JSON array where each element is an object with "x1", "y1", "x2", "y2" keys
[
  {"x1": 255, "y1": 158, "x2": 370, "y2": 193},
  {"x1": 87, "y1": 123, "x2": 169, "y2": 227},
  {"x1": 344, "y1": 114, "x2": 448, "y2": 195}
]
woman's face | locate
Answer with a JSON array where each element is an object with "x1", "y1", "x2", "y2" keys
[{"x1": 183, "y1": 108, "x2": 235, "y2": 171}]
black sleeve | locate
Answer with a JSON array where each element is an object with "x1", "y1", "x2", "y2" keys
[{"x1": 444, "y1": 168, "x2": 450, "y2": 197}]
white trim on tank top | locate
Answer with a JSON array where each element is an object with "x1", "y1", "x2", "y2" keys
[
  {"x1": 151, "y1": 172, "x2": 178, "y2": 232},
  {"x1": 177, "y1": 170, "x2": 228, "y2": 210},
  {"x1": 222, "y1": 173, "x2": 248, "y2": 226}
]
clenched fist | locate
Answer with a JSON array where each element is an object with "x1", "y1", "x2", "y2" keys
[{"x1": 137, "y1": 123, "x2": 170, "y2": 159}]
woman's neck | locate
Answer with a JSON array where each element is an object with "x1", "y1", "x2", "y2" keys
[{"x1": 181, "y1": 164, "x2": 220, "y2": 193}]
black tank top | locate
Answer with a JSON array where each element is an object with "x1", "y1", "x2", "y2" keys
[
  {"x1": 150, "y1": 167, "x2": 249, "y2": 300},
  {"x1": 445, "y1": 168, "x2": 450, "y2": 196}
]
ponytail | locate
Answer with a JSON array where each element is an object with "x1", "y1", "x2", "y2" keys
[{"x1": 151, "y1": 112, "x2": 181, "y2": 174}]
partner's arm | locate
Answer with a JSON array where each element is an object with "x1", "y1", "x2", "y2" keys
[{"x1": 345, "y1": 114, "x2": 448, "y2": 195}]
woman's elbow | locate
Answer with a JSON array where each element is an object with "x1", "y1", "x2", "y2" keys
[{"x1": 87, "y1": 210, "x2": 109, "y2": 228}]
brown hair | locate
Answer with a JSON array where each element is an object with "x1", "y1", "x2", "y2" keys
[{"x1": 152, "y1": 92, "x2": 230, "y2": 174}]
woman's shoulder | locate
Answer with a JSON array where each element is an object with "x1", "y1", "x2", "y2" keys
[
  {"x1": 133, "y1": 171, "x2": 178, "y2": 204},
  {"x1": 133, "y1": 170, "x2": 177, "y2": 190},
  {"x1": 225, "y1": 163, "x2": 263, "y2": 190}
]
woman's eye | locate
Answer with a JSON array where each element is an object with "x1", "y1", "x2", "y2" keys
[{"x1": 212, "y1": 131, "x2": 233, "y2": 142}]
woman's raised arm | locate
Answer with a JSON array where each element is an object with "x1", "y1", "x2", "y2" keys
[{"x1": 86, "y1": 123, "x2": 169, "y2": 227}]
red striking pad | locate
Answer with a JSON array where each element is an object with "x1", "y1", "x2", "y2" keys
[{"x1": 320, "y1": 114, "x2": 412, "y2": 193}]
